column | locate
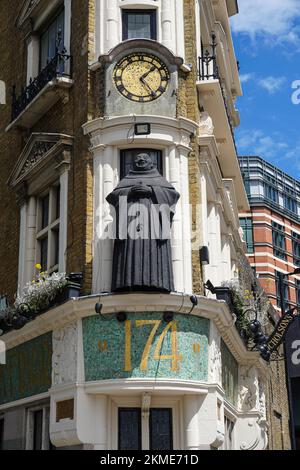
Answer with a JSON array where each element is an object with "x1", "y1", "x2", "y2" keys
[
  {"x1": 180, "y1": 147, "x2": 193, "y2": 293},
  {"x1": 59, "y1": 169, "x2": 69, "y2": 273},
  {"x1": 25, "y1": 196, "x2": 37, "y2": 286},
  {"x1": 104, "y1": 0, "x2": 119, "y2": 52},
  {"x1": 206, "y1": 203, "x2": 222, "y2": 286},
  {"x1": 175, "y1": 0, "x2": 185, "y2": 58},
  {"x1": 167, "y1": 145, "x2": 184, "y2": 292},
  {"x1": 161, "y1": 0, "x2": 175, "y2": 52},
  {"x1": 93, "y1": 145, "x2": 117, "y2": 293},
  {"x1": 221, "y1": 234, "x2": 231, "y2": 282},
  {"x1": 183, "y1": 396, "x2": 201, "y2": 450}
]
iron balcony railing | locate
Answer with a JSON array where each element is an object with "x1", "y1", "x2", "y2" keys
[
  {"x1": 11, "y1": 49, "x2": 72, "y2": 122},
  {"x1": 198, "y1": 33, "x2": 219, "y2": 81}
]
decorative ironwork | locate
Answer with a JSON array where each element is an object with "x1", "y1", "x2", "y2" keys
[
  {"x1": 11, "y1": 45, "x2": 71, "y2": 122},
  {"x1": 198, "y1": 33, "x2": 219, "y2": 81}
]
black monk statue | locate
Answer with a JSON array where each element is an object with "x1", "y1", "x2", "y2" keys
[{"x1": 106, "y1": 153, "x2": 180, "y2": 292}]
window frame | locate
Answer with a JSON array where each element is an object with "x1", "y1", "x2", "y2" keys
[
  {"x1": 26, "y1": 404, "x2": 51, "y2": 451},
  {"x1": 122, "y1": 9, "x2": 157, "y2": 41},
  {"x1": 292, "y1": 232, "x2": 300, "y2": 267},
  {"x1": 239, "y1": 217, "x2": 254, "y2": 253},
  {"x1": 36, "y1": 184, "x2": 61, "y2": 273},
  {"x1": 39, "y1": 7, "x2": 65, "y2": 73},
  {"x1": 222, "y1": 414, "x2": 235, "y2": 450},
  {"x1": 272, "y1": 222, "x2": 286, "y2": 260}
]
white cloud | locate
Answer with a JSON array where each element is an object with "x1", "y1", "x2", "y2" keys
[
  {"x1": 231, "y1": 0, "x2": 300, "y2": 39},
  {"x1": 257, "y1": 76, "x2": 286, "y2": 94},
  {"x1": 239, "y1": 73, "x2": 254, "y2": 84},
  {"x1": 237, "y1": 129, "x2": 289, "y2": 160}
]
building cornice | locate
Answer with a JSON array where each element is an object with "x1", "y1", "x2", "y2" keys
[{"x1": 1, "y1": 292, "x2": 270, "y2": 376}]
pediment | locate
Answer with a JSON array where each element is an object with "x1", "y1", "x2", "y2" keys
[
  {"x1": 8, "y1": 133, "x2": 73, "y2": 190},
  {"x1": 16, "y1": 0, "x2": 40, "y2": 29}
]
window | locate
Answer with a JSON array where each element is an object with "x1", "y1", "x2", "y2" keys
[
  {"x1": 284, "y1": 194, "x2": 297, "y2": 214},
  {"x1": 292, "y1": 232, "x2": 300, "y2": 267},
  {"x1": 36, "y1": 185, "x2": 60, "y2": 272},
  {"x1": 118, "y1": 407, "x2": 173, "y2": 451},
  {"x1": 221, "y1": 341, "x2": 238, "y2": 406},
  {"x1": 296, "y1": 280, "x2": 300, "y2": 306},
  {"x1": 122, "y1": 10, "x2": 157, "y2": 41},
  {"x1": 223, "y1": 416, "x2": 235, "y2": 450},
  {"x1": 275, "y1": 271, "x2": 290, "y2": 312},
  {"x1": 272, "y1": 222, "x2": 286, "y2": 260},
  {"x1": 239, "y1": 218, "x2": 254, "y2": 253},
  {"x1": 120, "y1": 149, "x2": 163, "y2": 179},
  {"x1": 40, "y1": 9, "x2": 65, "y2": 71},
  {"x1": 26, "y1": 406, "x2": 51, "y2": 450},
  {"x1": 0, "y1": 417, "x2": 4, "y2": 450},
  {"x1": 264, "y1": 183, "x2": 278, "y2": 203}
]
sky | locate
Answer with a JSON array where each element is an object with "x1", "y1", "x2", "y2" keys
[{"x1": 230, "y1": 0, "x2": 300, "y2": 179}]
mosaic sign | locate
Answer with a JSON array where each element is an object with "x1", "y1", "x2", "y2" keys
[
  {"x1": 0, "y1": 333, "x2": 52, "y2": 405},
  {"x1": 82, "y1": 313, "x2": 210, "y2": 381}
]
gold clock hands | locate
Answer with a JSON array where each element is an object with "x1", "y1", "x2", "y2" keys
[
  {"x1": 140, "y1": 65, "x2": 156, "y2": 81},
  {"x1": 140, "y1": 76, "x2": 157, "y2": 98}
]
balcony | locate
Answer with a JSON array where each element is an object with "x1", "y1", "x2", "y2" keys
[{"x1": 6, "y1": 51, "x2": 73, "y2": 132}]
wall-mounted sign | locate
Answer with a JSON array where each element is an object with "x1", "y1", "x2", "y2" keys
[
  {"x1": 82, "y1": 313, "x2": 209, "y2": 382},
  {"x1": 266, "y1": 310, "x2": 299, "y2": 357}
]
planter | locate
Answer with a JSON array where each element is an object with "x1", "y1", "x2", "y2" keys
[{"x1": 54, "y1": 281, "x2": 81, "y2": 305}]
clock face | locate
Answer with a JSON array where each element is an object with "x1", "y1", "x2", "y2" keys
[{"x1": 113, "y1": 53, "x2": 170, "y2": 102}]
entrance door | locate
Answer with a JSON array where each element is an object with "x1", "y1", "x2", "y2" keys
[{"x1": 118, "y1": 407, "x2": 173, "y2": 451}]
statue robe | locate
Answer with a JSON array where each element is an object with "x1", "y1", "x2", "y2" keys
[{"x1": 106, "y1": 168, "x2": 180, "y2": 292}]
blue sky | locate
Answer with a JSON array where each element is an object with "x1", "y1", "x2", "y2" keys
[{"x1": 230, "y1": 0, "x2": 300, "y2": 179}]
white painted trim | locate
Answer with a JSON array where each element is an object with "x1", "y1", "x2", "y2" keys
[
  {"x1": 0, "y1": 392, "x2": 50, "y2": 412},
  {"x1": 26, "y1": 36, "x2": 40, "y2": 84},
  {"x1": 59, "y1": 170, "x2": 69, "y2": 272}
]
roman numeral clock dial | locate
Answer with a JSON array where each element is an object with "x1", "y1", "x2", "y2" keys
[{"x1": 113, "y1": 53, "x2": 170, "y2": 102}]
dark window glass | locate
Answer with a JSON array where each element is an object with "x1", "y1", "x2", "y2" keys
[
  {"x1": 40, "y1": 9, "x2": 65, "y2": 71},
  {"x1": 272, "y1": 222, "x2": 286, "y2": 260},
  {"x1": 296, "y1": 280, "x2": 300, "y2": 306},
  {"x1": 33, "y1": 410, "x2": 43, "y2": 450},
  {"x1": 264, "y1": 183, "x2": 278, "y2": 203},
  {"x1": 284, "y1": 194, "x2": 297, "y2": 213},
  {"x1": 239, "y1": 218, "x2": 254, "y2": 253},
  {"x1": 118, "y1": 408, "x2": 141, "y2": 450},
  {"x1": 40, "y1": 237, "x2": 48, "y2": 271},
  {"x1": 41, "y1": 195, "x2": 49, "y2": 229},
  {"x1": 120, "y1": 149, "x2": 163, "y2": 179},
  {"x1": 149, "y1": 408, "x2": 173, "y2": 450},
  {"x1": 122, "y1": 10, "x2": 157, "y2": 40},
  {"x1": 275, "y1": 271, "x2": 290, "y2": 312},
  {"x1": 0, "y1": 418, "x2": 4, "y2": 450},
  {"x1": 292, "y1": 232, "x2": 300, "y2": 267}
]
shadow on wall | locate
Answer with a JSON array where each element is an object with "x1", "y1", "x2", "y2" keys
[{"x1": 0, "y1": 80, "x2": 6, "y2": 104}]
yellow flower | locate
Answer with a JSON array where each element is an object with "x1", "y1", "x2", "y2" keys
[{"x1": 35, "y1": 264, "x2": 42, "y2": 270}]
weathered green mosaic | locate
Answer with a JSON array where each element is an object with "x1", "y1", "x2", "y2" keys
[
  {"x1": 221, "y1": 340, "x2": 238, "y2": 405},
  {"x1": 83, "y1": 313, "x2": 210, "y2": 381},
  {"x1": 0, "y1": 333, "x2": 52, "y2": 405}
]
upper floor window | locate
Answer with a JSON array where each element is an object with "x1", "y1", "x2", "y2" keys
[
  {"x1": 122, "y1": 10, "x2": 157, "y2": 41},
  {"x1": 40, "y1": 8, "x2": 65, "y2": 71},
  {"x1": 284, "y1": 194, "x2": 298, "y2": 214},
  {"x1": 275, "y1": 271, "x2": 290, "y2": 311},
  {"x1": 292, "y1": 232, "x2": 300, "y2": 267},
  {"x1": 26, "y1": 405, "x2": 52, "y2": 450},
  {"x1": 239, "y1": 217, "x2": 254, "y2": 253},
  {"x1": 272, "y1": 221, "x2": 286, "y2": 260},
  {"x1": 223, "y1": 416, "x2": 235, "y2": 450},
  {"x1": 264, "y1": 183, "x2": 279, "y2": 203},
  {"x1": 36, "y1": 185, "x2": 61, "y2": 273}
]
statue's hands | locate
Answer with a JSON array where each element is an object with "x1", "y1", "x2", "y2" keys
[{"x1": 130, "y1": 185, "x2": 152, "y2": 197}]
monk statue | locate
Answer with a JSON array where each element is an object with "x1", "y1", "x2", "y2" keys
[{"x1": 106, "y1": 153, "x2": 180, "y2": 292}]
